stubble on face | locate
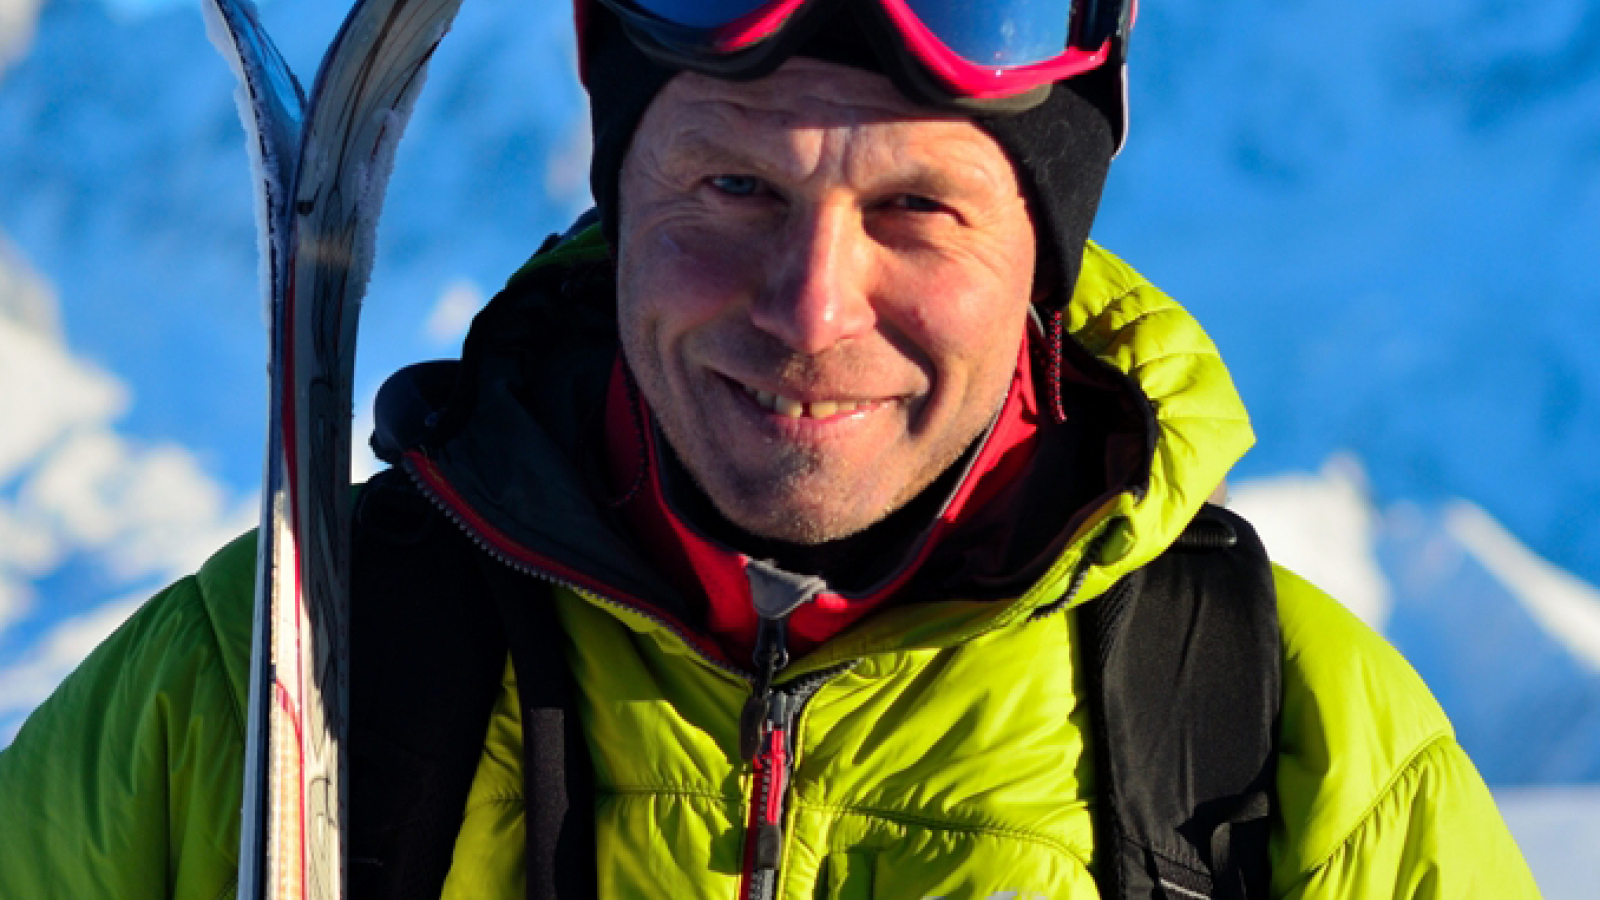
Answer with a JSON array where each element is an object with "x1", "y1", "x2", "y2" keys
[
  {"x1": 616, "y1": 59, "x2": 1037, "y2": 545},
  {"x1": 653, "y1": 324, "x2": 915, "y2": 545}
]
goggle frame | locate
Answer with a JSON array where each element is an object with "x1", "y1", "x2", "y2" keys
[{"x1": 578, "y1": 0, "x2": 1135, "y2": 109}]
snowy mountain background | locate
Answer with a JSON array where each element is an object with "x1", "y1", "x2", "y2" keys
[{"x1": 1, "y1": 0, "x2": 1596, "y2": 891}]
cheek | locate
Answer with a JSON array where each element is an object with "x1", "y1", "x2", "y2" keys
[
  {"x1": 620, "y1": 220, "x2": 766, "y2": 339},
  {"x1": 886, "y1": 260, "x2": 1034, "y2": 381}
]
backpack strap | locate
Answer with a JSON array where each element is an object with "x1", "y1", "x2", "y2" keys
[
  {"x1": 347, "y1": 464, "x2": 598, "y2": 900},
  {"x1": 1080, "y1": 504, "x2": 1281, "y2": 900},
  {"x1": 476, "y1": 553, "x2": 600, "y2": 900},
  {"x1": 349, "y1": 468, "x2": 508, "y2": 899}
]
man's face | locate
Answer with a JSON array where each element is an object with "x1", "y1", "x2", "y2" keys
[{"x1": 616, "y1": 58, "x2": 1038, "y2": 545}]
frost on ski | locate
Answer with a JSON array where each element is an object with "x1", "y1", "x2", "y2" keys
[
  {"x1": 295, "y1": 0, "x2": 458, "y2": 334},
  {"x1": 200, "y1": 0, "x2": 305, "y2": 326}
]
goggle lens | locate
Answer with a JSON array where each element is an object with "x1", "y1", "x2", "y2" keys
[{"x1": 902, "y1": 0, "x2": 1072, "y2": 68}]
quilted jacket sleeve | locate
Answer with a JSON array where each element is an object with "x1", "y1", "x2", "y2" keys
[
  {"x1": 0, "y1": 534, "x2": 254, "y2": 900},
  {"x1": 1269, "y1": 565, "x2": 1542, "y2": 899}
]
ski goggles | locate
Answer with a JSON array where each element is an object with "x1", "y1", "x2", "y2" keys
[{"x1": 583, "y1": 0, "x2": 1134, "y2": 105}]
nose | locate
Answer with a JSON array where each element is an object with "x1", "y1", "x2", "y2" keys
[{"x1": 748, "y1": 202, "x2": 877, "y2": 354}]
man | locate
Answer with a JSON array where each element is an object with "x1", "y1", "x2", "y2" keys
[{"x1": 0, "y1": 1, "x2": 1539, "y2": 898}]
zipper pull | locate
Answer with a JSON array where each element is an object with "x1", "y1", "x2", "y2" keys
[
  {"x1": 741, "y1": 616, "x2": 789, "y2": 761},
  {"x1": 740, "y1": 560, "x2": 824, "y2": 762},
  {"x1": 753, "y1": 692, "x2": 792, "y2": 875}
]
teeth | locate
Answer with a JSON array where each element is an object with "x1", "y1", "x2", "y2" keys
[{"x1": 743, "y1": 385, "x2": 864, "y2": 418}]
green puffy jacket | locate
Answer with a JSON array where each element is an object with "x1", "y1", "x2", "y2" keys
[{"x1": 0, "y1": 238, "x2": 1539, "y2": 899}]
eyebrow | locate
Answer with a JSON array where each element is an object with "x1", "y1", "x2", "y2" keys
[
  {"x1": 663, "y1": 129, "x2": 786, "y2": 176},
  {"x1": 662, "y1": 128, "x2": 998, "y2": 200}
]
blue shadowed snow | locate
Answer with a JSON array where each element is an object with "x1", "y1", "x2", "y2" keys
[
  {"x1": 1380, "y1": 504, "x2": 1600, "y2": 784},
  {"x1": 1094, "y1": 0, "x2": 1600, "y2": 588}
]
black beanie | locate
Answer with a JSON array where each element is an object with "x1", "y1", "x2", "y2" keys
[{"x1": 583, "y1": 6, "x2": 1118, "y2": 311}]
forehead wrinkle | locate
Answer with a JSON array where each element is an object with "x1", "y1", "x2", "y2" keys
[
  {"x1": 668, "y1": 64, "x2": 939, "y2": 127},
  {"x1": 663, "y1": 96, "x2": 1018, "y2": 200}
]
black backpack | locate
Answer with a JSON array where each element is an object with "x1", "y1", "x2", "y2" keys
[{"x1": 344, "y1": 466, "x2": 1280, "y2": 900}]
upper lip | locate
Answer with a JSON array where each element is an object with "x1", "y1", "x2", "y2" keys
[{"x1": 716, "y1": 371, "x2": 894, "y2": 407}]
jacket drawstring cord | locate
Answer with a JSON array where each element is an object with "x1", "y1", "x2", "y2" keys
[{"x1": 1047, "y1": 309, "x2": 1069, "y2": 425}]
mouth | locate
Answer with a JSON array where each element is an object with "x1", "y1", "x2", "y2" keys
[{"x1": 737, "y1": 382, "x2": 872, "y2": 420}]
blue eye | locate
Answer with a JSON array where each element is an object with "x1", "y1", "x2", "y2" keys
[{"x1": 709, "y1": 175, "x2": 762, "y2": 196}]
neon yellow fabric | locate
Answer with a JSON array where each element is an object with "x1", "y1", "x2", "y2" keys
[
  {"x1": 0, "y1": 243, "x2": 1539, "y2": 898},
  {"x1": 550, "y1": 581, "x2": 1101, "y2": 899}
]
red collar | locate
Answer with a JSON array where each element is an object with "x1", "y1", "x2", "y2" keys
[{"x1": 604, "y1": 339, "x2": 1042, "y2": 666}]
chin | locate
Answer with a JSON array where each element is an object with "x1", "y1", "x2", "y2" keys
[
  {"x1": 714, "y1": 480, "x2": 897, "y2": 546},
  {"x1": 723, "y1": 500, "x2": 851, "y2": 546}
]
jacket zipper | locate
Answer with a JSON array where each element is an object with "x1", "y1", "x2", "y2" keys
[
  {"x1": 739, "y1": 617, "x2": 852, "y2": 900},
  {"x1": 742, "y1": 687, "x2": 791, "y2": 900}
]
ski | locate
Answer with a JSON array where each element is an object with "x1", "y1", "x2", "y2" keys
[{"x1": 204, "y1": 0, "x2": 464, "y2": 897}]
